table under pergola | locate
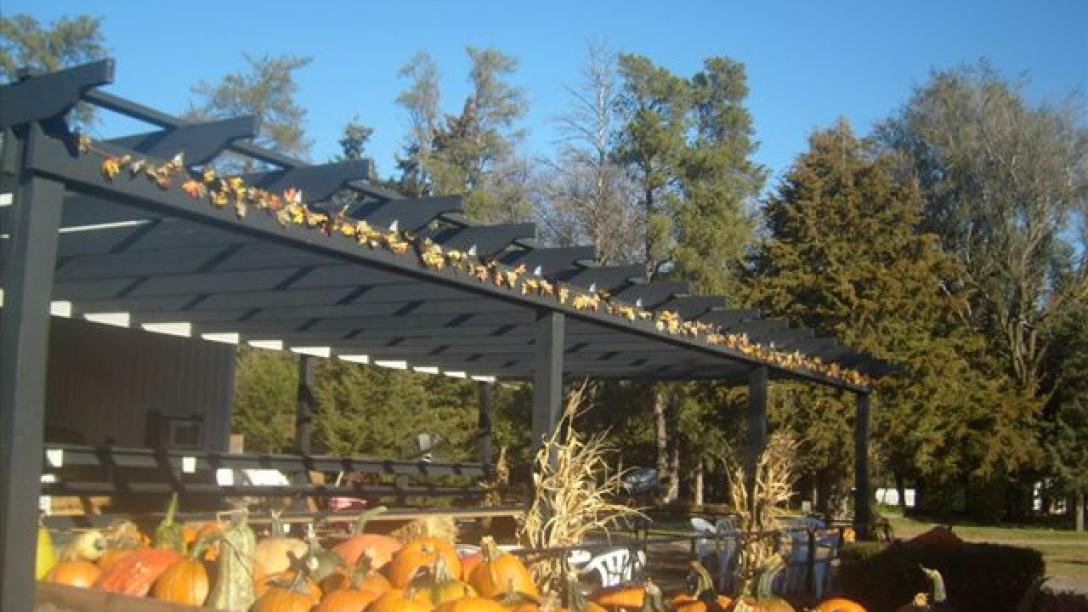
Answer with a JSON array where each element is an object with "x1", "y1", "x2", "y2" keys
[{"x1": 0, "y1": 60, "x2": 889, "y2": 609}]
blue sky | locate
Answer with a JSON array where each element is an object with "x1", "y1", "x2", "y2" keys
[{"x1": 9, "y1": 0, "x2": 1087, "y2": 186}]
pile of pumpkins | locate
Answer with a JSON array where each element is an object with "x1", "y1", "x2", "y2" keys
[{"x1": 36, "y1": 497, "x2": 903, "y2": 612}]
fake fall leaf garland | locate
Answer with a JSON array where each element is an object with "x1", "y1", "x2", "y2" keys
[{"x1": 84, "y1": 138, "x2": 869, "y2": 387}]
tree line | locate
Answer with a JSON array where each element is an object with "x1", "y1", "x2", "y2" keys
[{"x1": 4, "y1": 14, "x2": 1085, "y2": 527}]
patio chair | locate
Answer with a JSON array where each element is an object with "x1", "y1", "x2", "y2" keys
[
  {"x1": 691, "y1": 517, "x2": 738, "y2": 593},
  {"x1": 577, "y1": 548, "x2": 646, "y2": 588}
]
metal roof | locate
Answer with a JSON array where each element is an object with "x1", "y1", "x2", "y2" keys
[{"x1": 0, "y1": 60, "x2": 892, "y2": 391}]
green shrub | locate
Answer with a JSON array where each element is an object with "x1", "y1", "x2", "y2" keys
[{"x1": 836, "y1": 541, "x2": 1044, "y2": 611}]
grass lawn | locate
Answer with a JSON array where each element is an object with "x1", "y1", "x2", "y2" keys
[{"x1": 887, "y1": 514, "x2": 1088, "y2": 593}]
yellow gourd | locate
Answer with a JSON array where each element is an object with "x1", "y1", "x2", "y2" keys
[{"x1": 36, "y1": 521, "x2": 57, "y2": 579}]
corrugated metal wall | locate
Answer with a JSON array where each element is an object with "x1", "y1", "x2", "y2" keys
[{"x1": 44, "y1": 317, "x2": 235, "y2": 451}]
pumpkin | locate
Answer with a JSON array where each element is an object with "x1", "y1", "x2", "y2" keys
[
  {"x1": 592, "y1": 584, "x2": 646, "y2": 611},
  {"x1": 332, "y1": 506, "x2": 402, "y2": 569},
  {"x1": 104, "y1": 520, "x2": 150, "y2": 549},
  {"x1": 207, "y1": 509, "x2": 258, "y2": 611},
  {"x1": 434, "y1": 596, "x2": 509, "y2": 612},
  {"x1": 253, "y1": 577, "x2": 322, "y2": 612},
  {"x1": 321, "y1": 550, "x2": 392, "y2": 596},
  {"x1": 254, "y1": 509, "x2": 308, "y2": 576},
  {"x1": 97, "y1": 548, "x2": 137, "y2": 571},
  {"x1": 151, "y1": 536, "x2": 213, "y2": 605},
  {"x1": 59, "y1": 530, "x2": 107, "y2": 562},
  {"x1": 369, "y1": 588, "x2": 435, "y2": 612},
  {"x1": 36, "y1": 521, "x2": 57, "y2": 579},
  {"x1": 671, "y1": 562, "x2": 732, "y2": 612},
  {"x1": 813, "y1": 598, "x2": 866, "y2": 612},
  {"x1": 727, "y1": 558, "x2": 794, "y2": 612},
  {"x1": 461, "y1": 550, "x2": 484, "y2": 581},
  {"x1": 94, "y1": 547, "x2": 183, "y2": 597},
  {"x1": 409, "y1": 553, "x2": 478, "y2": 607},
  {"x1": 152, "y1": 493, "x2": 186, "y2": 554},
  {"x1": 317, "y1": 586, "x2": 387, "y2": 612},
  {"x1": 388, "y1": 537, "x2": 462, "y2": 588},
  {"x1": 44, "y1": 560, "x2": 101, "y2": 588},
  {"x1": 469, "y1": 536, "x2": 537, "y2": 599},
  {"x1": 184, "y1": 520, "x2": 224, "y2": 561},
  {"x1": 894, "y1": 566, "x2": 953, "y2": 612}
]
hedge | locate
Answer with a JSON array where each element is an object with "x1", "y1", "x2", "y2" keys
[{"x1": 836, "y1": 541, "x2": 1044, "y2": 611}]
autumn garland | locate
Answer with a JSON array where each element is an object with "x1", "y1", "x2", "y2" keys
[{"x1": 82, "y1": 137, "x2": 870, "y2": 387}]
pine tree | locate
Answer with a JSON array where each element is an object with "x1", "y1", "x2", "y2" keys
[
  {"x1": 749, "y1": 119, "x2": 1037, "y2": 511},
  {"x1": 231, "y1": 347, "x2": 298, "y2": 452},
  {"x1": 1043, "y1": 300, "x2": 1088, "y2": 530}
]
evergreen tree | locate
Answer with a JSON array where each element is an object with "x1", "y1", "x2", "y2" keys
[
  {"x1": 0, "y1": 13, "x2": 107, "y2": 125},
  {"x1": 395, "y1": 52, "x2": 441, "y2": 197},
  {"x1": 1042, "y1": 300, "x2": 1088, "y2": 530},
  {"x1": 749, "y1": 120, "x2": 1036, "y2": 512},
  {"x1": 231, "y1": 347, "x2": 298, "y2": 453},
  {"x1": 187, "y1": 54, "x2": 313, "y2": 168}
]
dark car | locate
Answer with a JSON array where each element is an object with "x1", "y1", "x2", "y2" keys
[{"x1": 622, "y1": 467, "x2": 660, "y2": 496}]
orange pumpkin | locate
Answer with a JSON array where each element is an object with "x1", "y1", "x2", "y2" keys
[
  {"x1": 670, "y1": 562, "x2": 731, "y2": 612},
  {"x1": 94, "y1": 547, "x2": 183, "y2": 597},
  {"x1": 152, "y1": 537, "x2": 213, "y2": 605},
  {"x1": 813, "y1": 598, "x2": 866, "y2": 612},
  {"x1": 592, "y1": 585, "x2": 646, "y2": 611},
  {"x1": 461, "y1": 551, "x2": 484, "y2": 582},
  {"x1": 388, "y1": 537, "x2": 462, "y2": 588},
  {"x1": 44, "y1": 560, "x2": 101, "y2": 588},
  {"x1": 183, "y1": 521, "x2": 224, "y2": 561},
  {"x1": 256, "y1": 569, "x2": 323, "y2": 601},
  {"x1": 96, "y1": 548, "x2": 137, "y2": 571},
  {"x1": 434, "y1": 596, "x2": 509, "y2": 612},
  {"x1": 321, "y1": 552, "x2": 392, "y2": 596},
  {"x1": 332, "y1": 506, "x2": 402, "y2": 569},
  {"x1": 253, "y1": 585, "x2": 320, "y2": 612},
  {"x1": 369, "y1": 588, "x2": 434, "y2": 612},
  {"x1": 316, "y1": 584, "x2": 387, "y2": 612},
  {"x1": 469, "y1": 537, "x2": 537, "y2": 599}
]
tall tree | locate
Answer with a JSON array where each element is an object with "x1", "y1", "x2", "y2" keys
[
  {"x1": 0, "y1": 13, "x2": 107, "y2": 125},
  {"x1": 1042, "y1": 299, "x2": 1088, "y2": 530},
  {"x1": 424, "y1": 46, "x2": 531, "y2": 222},
  {"x1": 539, "y1": 43, "x2": 640, "y2": 263},
  {"x1": 878, "y1": 62, "x2": 1088, "y2": 397},
  {"x1": 187, "y1": 53, "x2": 313, "y2": 168},
  {"x1": 336, "y1": 117, "x2": 374, "y2": 163},
  {"x1": 614, "y1": 54, "x2": 689, "y2": 277},
  {"x1": 672, "y1": 57, "x2": 766, "y2": 296},
  {"x1": 749, "y1": 120, "x2": 1036, "y2": 512},
  {"x1": 231, "y1": 347, "x2": 298, "y2": 453},
  {"x1": 395, "y1": 52, "x2": 441, "y2": 196}
]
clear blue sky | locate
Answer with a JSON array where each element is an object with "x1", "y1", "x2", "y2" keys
[{"x1": 8, "y1": 0, "x2": 1087, "y2": 186}]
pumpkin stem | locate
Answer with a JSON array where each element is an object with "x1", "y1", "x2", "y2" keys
[
  {"x1": 285, "y1": 550, "x2": 313, "y2": 594},
  {"x1": 640, "y1": 579, "x2": 666, "y2": 612},
  {"x1": 269, "y1": 508, "x2": 286, "y2": 537},
  {"x1": 347, "y1": 551, "x2": 375, "y2": 590},
  {"x1": 480, "y1": 535, "x2": 501, "y2": 562},
  {"x1": 688, "y1": 561, "x2": 716, "y2": 597},
  {"x1": 350, "y1": 505, "x2": 388, "y2": 537}
]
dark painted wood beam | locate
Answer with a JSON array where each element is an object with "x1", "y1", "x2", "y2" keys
[
  {"x1": 295, "y1": 355, "x2": 316, "y2": 454},
  {"x1": 854, "y1": 392, "x2": 872, "y2": 538},
  {"x1": 478, "y1": 382, "x2": 494, "y2": 465},
  {"x1": 745, "y1": 366, "x2": 769, "y2": 516},
  {"x1": 108, "y1": 116, "x2": 257, "y2": 167},
  {"x1": 0, "y1": 60, "x2": 114, "y2": 128},
  {"x1": 0, "y1": 126, "x2": 64, "y2": 610},
  {"x1": 531, "y1": 312, "x2": 565, "y2": 452}
]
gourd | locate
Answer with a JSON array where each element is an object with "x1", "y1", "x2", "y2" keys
[
  {"x1": 151, "y1": 535, "x2": 213, "y2": 605},
  {"x1": 153, "y1": 492, "x2": 186, "y2": 554},
  {"x1": 301, "y1": 522, "x2": 342, "y2": 583},
  {"x1": 36, "y1": 520, "x2": 56, "y2": 579},
  {"x1": 894, "y1": 566, "x2": 954, "y2": 612},
  {"x1": 94, "y1": 547, "x2": 183, "y2": 597},
  {"x1": 671, "y1": 561, "x2": 732, "y2": 612},
  {"x1": 254, "y1": 509, "x2": 308, "y2": 575},
  {"x1": 99, "y1": 520, "x2": 148, "y2": 570},
  {"x1": 469, "y1": 536, "x2": 538, "y2": 599},
  {"x1": 207, "y1": 509, "x2": 258, "y2": 611},
  {"x1": 727, "y1": 558, "x2": 794, "y2": 612},
  {"x1": 44, "y1": 560, "x2": 101, "y2": 588},
  {"x1": 331, "y1": 506, "x2": 402, "y2": 569},
  {"x1": 388, "y1": 536, "x2": 463, "y2": 588},
  {"x1": 408, "y1": 553, "x2": 477, "y2": 607},
  {"x1": 60, "y1": 530, "x2": 107, "y2": 563}
]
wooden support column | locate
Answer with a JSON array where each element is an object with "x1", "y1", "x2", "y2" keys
[
  {"x1": 0, "y1": 128, "x2": 64, "y2": 611},
  {"x1": 745, "y1": 366, "x2": 769, "y2": 514},
  {"x1": 854, "y1": 392, "x2": 872, "y2": 537},
  {"x1": 294, "y1": 355, "x2": 316, "y2": 454},
  {"x1": 477, "y1": 381, "x2": 494, "y2": 465},
  {"x1": 531, "y1": 311, "x2": 565, "y2": 453}
]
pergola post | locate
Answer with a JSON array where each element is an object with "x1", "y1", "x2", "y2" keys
[
  {"x1": 854, "y1": 391, "x2": 872, "y2": 537},
  {"x1": 531, "y1": 311, "x2": 565, "y2": 453},
  {"x1": 294, "y1": 355, "x2": 316, "y2": 454},
  {"x1": 0, "y1": 128, "x2": 64, "y2": 611},
  {"x1": 477, "y1": 381, "x2": 494, "y2": 465},
  {"x1": 745, "y1": 366, "x2": 769, "y2": 513}
]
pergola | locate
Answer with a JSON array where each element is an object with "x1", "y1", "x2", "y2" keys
[{"x1": 0, "y1": 61, "x2": 887, "y2": 608}]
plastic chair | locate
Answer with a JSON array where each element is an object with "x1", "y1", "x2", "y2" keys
[{"x1": 578, "y1": 548, "x2": 646, "y2": 588}]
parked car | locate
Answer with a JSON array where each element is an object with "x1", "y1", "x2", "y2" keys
[{"x1": 621, "y1": 467, "x2": 660, "y2": 496}]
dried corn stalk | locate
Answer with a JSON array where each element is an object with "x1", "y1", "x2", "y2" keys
[
  {"x1": 480, "y1": 446, "x2": 510, "y2": 507},
  {"x1": 725, "y1": 432, "x2": 797, "y2": 592},
  {"x1": 391, "y1": 514, "x2": 458, "y2": 543},
  {"x1": 518, "y1": 383, "x2": 644, "y2": 591}
]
